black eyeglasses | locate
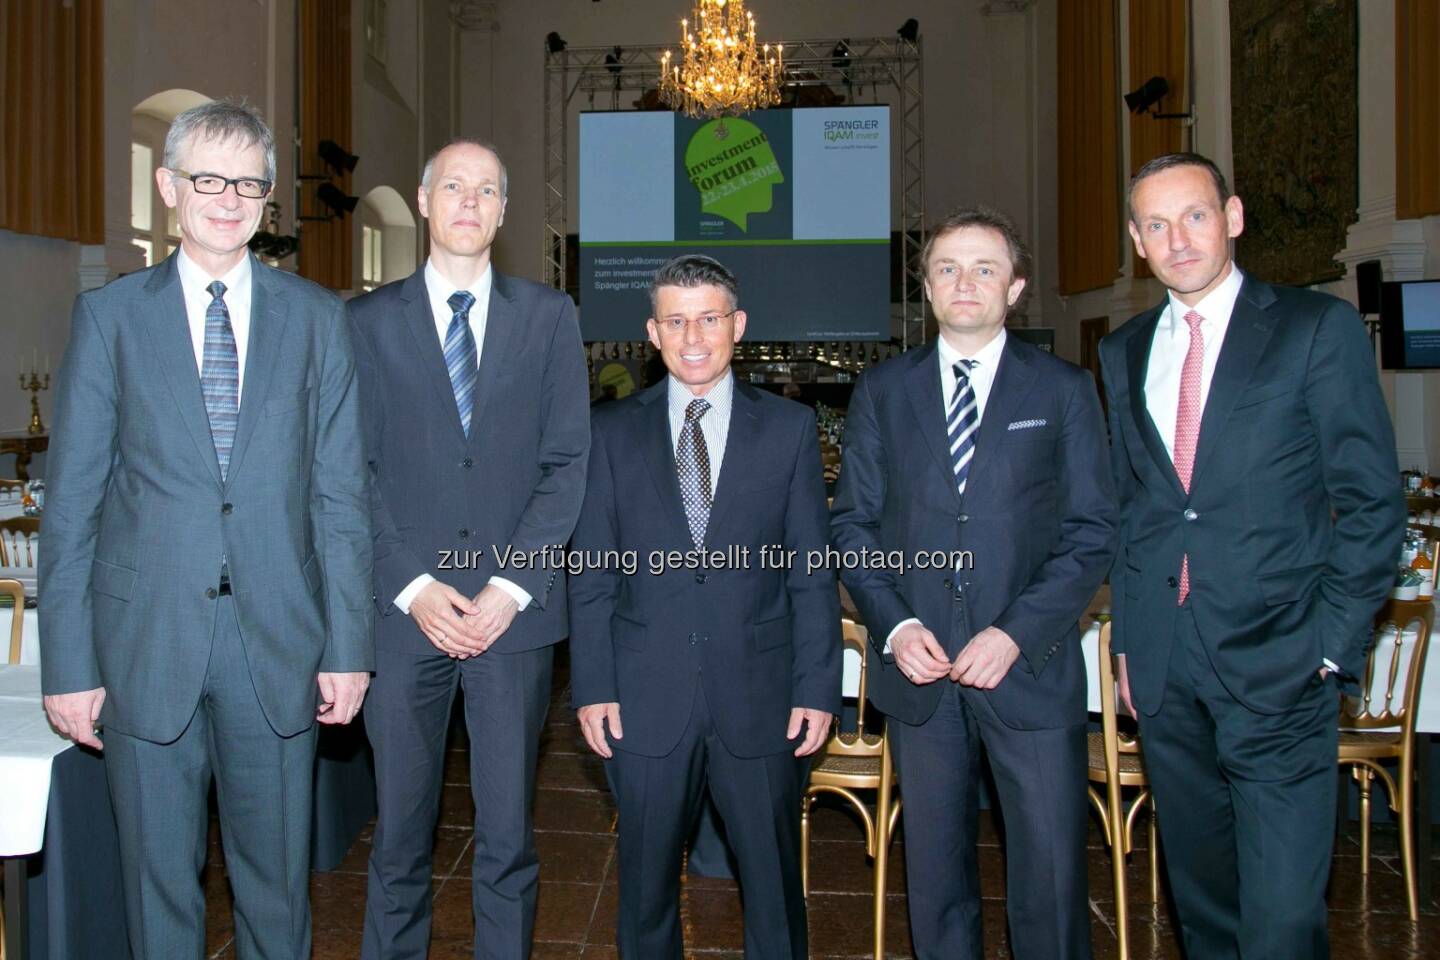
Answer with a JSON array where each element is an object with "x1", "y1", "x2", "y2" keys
[{"x1": 171, "y1": 169, "x2": 273, "y2": 199}]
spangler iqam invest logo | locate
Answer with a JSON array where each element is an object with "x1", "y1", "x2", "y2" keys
[{"x1": 823, "y1": 118, "x2": 882, "y2": 144}]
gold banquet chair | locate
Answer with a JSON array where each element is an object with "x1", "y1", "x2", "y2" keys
[
  {"x1": 2, "y1": 578, "x2": 22, "y2": 665},
  {"x1": 801, "y1": 619, "x2": 901, "y2": 960},
  {"x1": 1086, "y1": 621, "x2": 1160, "y2": 960},
  {"x1": 0, "y1": 517, "x2": 40, "y2": 567},
  {"x1": 1337, "y1": 598, "x2": 1433, "y2": 922}
]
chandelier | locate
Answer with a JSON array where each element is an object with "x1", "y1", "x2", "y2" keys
[{"x1": 659, "y1": 0, "x2": 783, "y2": 119}]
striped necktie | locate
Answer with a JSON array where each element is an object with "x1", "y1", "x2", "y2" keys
[
  {"x1": 1174, "y1": 309, "x2": 1205, "y2": 604},
  {"x1": 676, "y1": 398, "x2": 713, "y2": 549},
  {"x1": 948, "y1": 359, "x2": 979, "y2": 496},
  {"x1": 444, "y1": 290, "x2": 479, "y2": 436},
  {"x1": 201, "y1": 280, "x2": 240, "y2": 479}
]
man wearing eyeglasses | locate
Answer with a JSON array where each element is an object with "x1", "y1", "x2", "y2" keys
[
  {"x1": 40, "y1": 99, "x2": 373, "y2": 958},
  {"x1": 349, "y1": 139, "x2": 590, "y2": 960},
  {"x1": 569, "y1": 255, "x2": 840, "y2": 959}
]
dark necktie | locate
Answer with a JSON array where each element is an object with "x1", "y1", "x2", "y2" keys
[
  {"x1": 676, "y1": 398, "x2": 713, "y2": 549},
  {"x1": 201, "y1": 280, "x2": 240, "y2": 479},
  {"x1": 444, "y1": 290, "x2": 478, "y2": 436},
  {"x1": 948, "y1": 359, "x2": 979, "y2": 497}
]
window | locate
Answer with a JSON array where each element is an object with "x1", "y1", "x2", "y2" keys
[
  {"x1": 365, "y1": 0, "x2": 388, "y2": 65},
  {"x1": 361, "y1": 224, "x2": 383, "y2": 292},
  {"x1": 130, "y1": 117, "x2": 181, "y2": 266}
]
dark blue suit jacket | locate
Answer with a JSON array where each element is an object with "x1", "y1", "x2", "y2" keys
[
  {"x1": 1100, "y1": 276, "x2": 1404, "y2": 715},
  {"x1": 831, "y1": 335, "x2": 1116, "y2": 730},
  {"x1": 568, "y1": 380, "x2": 841, "y2": 759},
  {"x1": 348, "y1": 267, "x2": 590, "y2": 655}
]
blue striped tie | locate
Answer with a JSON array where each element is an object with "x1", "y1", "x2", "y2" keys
[
  {"x1": 948, "y1": 360, "x2": 979, "y2": 496},
  {"x1": 201, "y1": 280, "x2": 240, "y2": 479},
  {"x1": 444, "y1": 291, "x2": 478, "y2": 436}
]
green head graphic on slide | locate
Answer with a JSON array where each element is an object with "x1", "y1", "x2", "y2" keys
[{"x1": 683, "y1": 118, "x2": 784, "y2": 231}]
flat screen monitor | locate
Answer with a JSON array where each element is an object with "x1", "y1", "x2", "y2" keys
[
  {"x1": 1380, "y1": 279, "x2": 1440, "y2": 370},
  {"x1": 577, "y1": 106, "x2": 891, "y2": 342}
]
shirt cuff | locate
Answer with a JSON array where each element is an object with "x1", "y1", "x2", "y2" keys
[
  {"x1": 1323, "y1": 658, "x2": 1340, "y2": 674},
  {"x1": 490, "y1": 577, "x2": 532, "y2": 612},
  {"x1": 883, "y1": 618, "x2": 923, "y2": 655},
  {"x1": 394, "y1": 574, "x2": 436, "y2": 615}
]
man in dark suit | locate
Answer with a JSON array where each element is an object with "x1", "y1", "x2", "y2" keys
[
  {"x1": 1100, "y1": 152, "x2": 1403, "y2": 959},
  {"x1": 569, "y1": 255, "x2": 840, "y2": 959},
  {"x1": 832, "y1": 207, "x2": 1116, "y2": 959},
  {"x1": 40, "y1": 100, "x2": 373, "y2": 958},
  {"x1": 349, "y1": 140, "x2": 589, "y2": 959}
]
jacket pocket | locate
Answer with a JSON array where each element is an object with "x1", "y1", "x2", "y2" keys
[
  {"x1": 752, "y1": 613, "x2": 792, "y2": 651},
  {"x1": 1256, "y1": 562, "x2": 1323, "y2": 606},
  {"x1": 265, "y1": 387, "x2": 310, "y2": 417},
  {"x1": 92, "y1": 559, "x2": 137, "y2": 602}
]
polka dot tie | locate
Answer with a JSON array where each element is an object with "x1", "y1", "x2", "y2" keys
[
  {"x1": 676, "y1": 398, "x2": 712, "y2": 549},
  {"x1": 1174, "y1": 309, "x2": 1204, "y2": 605}
]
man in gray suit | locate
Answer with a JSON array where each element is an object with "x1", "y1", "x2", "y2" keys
[
  {"x1": 349, "y1": 139, "x2": 589, "y2": 959},
  {"x1": 40, "y1": 100, "x2": 374, "y2": 958}
]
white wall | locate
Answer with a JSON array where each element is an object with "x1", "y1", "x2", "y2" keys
[{"x1": 0, "y1": 231, "x2": 79, "y2": 439}]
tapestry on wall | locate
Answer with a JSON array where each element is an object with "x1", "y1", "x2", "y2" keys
[{"x1": 1230, "y1": 0, "x2": 1357, "y2": 286}]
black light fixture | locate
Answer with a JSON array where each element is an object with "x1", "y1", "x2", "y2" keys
[
  {"x1": 1124, "y1": 75, "x2": 1192, "y2": 119},
  {"x1": 831, "y1": 39, "x2": 851, "y2": 70},
  {"x1": 604, "y1": 46, "x2": 623, "y2": 76},
  {"x1": 546, "y1": 31, "x2": 566, "y2": 54},
  {"x1": 315, "y1": 182, "x2": 359, "y2": 218},
  {"x1": 897, "y1": 18, "x2": 919, "y2": 43},
  {"x1": 248, "y1": 201, "x2": 298, "y2": 259},
  {"x1": 317, "y1": 139, "x2": 358, "y2": 175}
]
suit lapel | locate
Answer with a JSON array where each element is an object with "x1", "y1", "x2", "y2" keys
[
  {"x1": 1125, "y1": 302, "x2": 1186, "y2": 499},
  {"x1": 1190, "y1": 277, "x2": 1279, "y2": 487},
  {"x1": 706, "y1": 382, "x2": 762, "y2": 539},
  {"x1": 637, "y1": 385, "x2": 694, "y2": 549},
  {"x1": 468, "y1": 270, "x2": 523, "y2": 444},
  {"x1": 965, "y1": 335, "x2": 1037, "y2": 500},
  {"x1": 226, "y1": 258, "x2": 290, "y2": 485},
  {"x1": 141, "y1": 256, "x2": 224, "y2": 488},
  {"x1": 902, "y1": 343, "x2": 961, "y2": 509},
  {"x1": 401, "y1": 268, "x2": 467, "y2": 442}
]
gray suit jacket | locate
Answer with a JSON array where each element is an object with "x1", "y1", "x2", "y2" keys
[
  {"x1": 39, "y1": 253, "x2": 375, "y2": 742},
  {"x1": 348, "y1": 266, "x2": 589, "y2": 654}
]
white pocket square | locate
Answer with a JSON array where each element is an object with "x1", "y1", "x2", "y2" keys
[{"x1": 1007, "y1": 418, "x2": 1047, "y2": 431}]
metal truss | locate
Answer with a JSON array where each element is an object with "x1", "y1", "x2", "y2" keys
[{"x1": 543, "y1": 35, "x2": 928, "y2": 349}]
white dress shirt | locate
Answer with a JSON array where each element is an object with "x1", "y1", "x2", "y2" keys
[
  {"x1": 176, "y1": 248, "x2": 252, "y2": 403},
  {"x1": 886, "y1": 329, "x2": 1008, "y2": 651},
  {"x1": 667, "y1": 372, "x2": 735, "y2": 498},
  {"x1": 1143, "y1": 264, "x2": 1243, "y2": 458},
  {"x1": 394, "y1": 259, "x2": 532, "y2": 615}
]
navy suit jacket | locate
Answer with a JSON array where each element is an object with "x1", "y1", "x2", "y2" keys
[
  {"x1": 1100, "y1": 275, "x2": 1404, "y2": 715},
  {"x1": 348, "y1": 266, "x2": 590, "y2": 654},
  {"x1": 831, "y1": 335, "x2": 1116, "y2": 730},
  {"x1": 40, "y1": 253, "x2": 374, "y2": 742},
  {"x1": 568, "y1": 380, "x2": 841, "y2": 759}
]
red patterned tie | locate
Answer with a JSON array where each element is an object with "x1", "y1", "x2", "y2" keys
[{"x1": 1174, "y1": 310, "x2": 1204, "y2": 604}]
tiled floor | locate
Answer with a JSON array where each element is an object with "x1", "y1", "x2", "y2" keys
[{"x1": 201, "y1": 652, "x2": 1440, "y2": 958}]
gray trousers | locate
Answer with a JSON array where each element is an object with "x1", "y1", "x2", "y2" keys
[{"x1": 104, "y1": 595, "x2": 318, "y2": 960}]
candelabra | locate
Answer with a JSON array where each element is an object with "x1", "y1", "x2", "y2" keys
[{"x1": 19, "y1": 367, "x2": 50, "y2": 435}]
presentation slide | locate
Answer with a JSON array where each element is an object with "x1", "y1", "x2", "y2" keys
[
  {"x1": 1400, "y1": 281, "x2": 1440, "y2": 368},
  {"x1": 578, "y1": 106, "x2": 891, "y2": 342}
]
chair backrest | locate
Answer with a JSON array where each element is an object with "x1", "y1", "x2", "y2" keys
[
  {"x1": 1, "y1": 578, "x2": 23, "y2": 665},
  {"x1": 0, "y1": 516, "x2": 40, "y2": 567},
  {"x1": 1342, "y1": 599, "x2": 1434, "y2": 733},
  {"x1": 824, "y1": 619, "x2": 885, "y2": 759},
  {"x1": 0, "y1": 478, "x2": 24, "y2": 494}
]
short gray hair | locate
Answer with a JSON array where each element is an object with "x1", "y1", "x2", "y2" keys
[
  {"x1": 164, "y1": 99, "x2": 276, "y2": 182},
  {"x1": 648, "y1": 254, "x2": 739, "y2": 315},
  {"x1": 421, "y1": 138, "x2": 509, "y2": 196}
]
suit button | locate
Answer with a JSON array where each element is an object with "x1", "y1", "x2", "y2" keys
[
  {"x1": 957, "y1": 513, "x2": 969, "y2": 523},
  {"x1": 221, "y1": 502, "x2": 234, "y2": 515},
  {"x1": 205, "y1": 587, "x2": 218, "y2": 599},
  {"x1": 1183, "y1": 508, "x2": 1198, "y2": 521},
  {"x1": 943, "y1": 578, "x2": 954, "y2": 590},
  {"x1": 461, "y1": 458, "x2": 474, "y2": 469},
  {"x1": 458, "y1": 528, "x2": 470, "y2": 539},
  {"x1": 1167, "y1": 576, "x2": 1179, "y2": 588},
  {"x1": 689, "y1": 632, "x2": 699, "y2": 645},
  {"x1": 695, "y1": 573, "x2": 707, "y2": 584}
]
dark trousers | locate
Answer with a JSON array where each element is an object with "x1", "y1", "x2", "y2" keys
[
  {"x1": 607, "y1": 684, "x2": 809, "y2": 960},
  {"x1": 104, "y1": 595, "x2": 318, "y2": 960},
  {"x1": 1139, "y1": 606, "x2": 1336, "y2": 960},
  {"x1": 890, "y1": 681, "x2": 1091, "y2": 960},
  {"x1": 362, "y1": 643, "x2": 554, "y2": 960}
]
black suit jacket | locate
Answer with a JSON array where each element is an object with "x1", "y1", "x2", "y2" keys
[
  {"x1": 568, "y1": 380, "x2": 841, "y2": 759},
  {"x1": 348, "y1": 266, "x2": 590, "y2": 655},
  {"x1": 1100, "y1": 275, "x2": 1404, "y2": 716},
  {"x1": 831, "y1": 336, "x2": 1117, "y2": 730}
]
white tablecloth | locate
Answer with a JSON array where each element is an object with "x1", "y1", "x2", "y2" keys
[{"x1": 0, "y1": 664, "x2": 73, "y2": 856}]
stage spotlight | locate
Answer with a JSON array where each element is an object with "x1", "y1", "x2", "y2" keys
[
  {"x1": 1124, "y1": 75, "x2": 1170, "y2": 114},
  {"x1": 898, "y1": 18, "x2": 919, "y2": 43},
  {"x1": 546, "y1": 31, "x2": 566, "y2": 53},
  {"x1": 248, "y1": 231, "x2": 299, "y2": 259},
  {"x1": 831, "y1": 40, "x2": 851, "y2": 70},
  {"x1": 605, "y1": 46, "x2": 623, "y2": 76},
  {"x1": 317, "y1": 139, "x2": 358, "y2": 175},
  {"x1": 316, "y1": 182, "x2": 359, "y2": 218}
]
